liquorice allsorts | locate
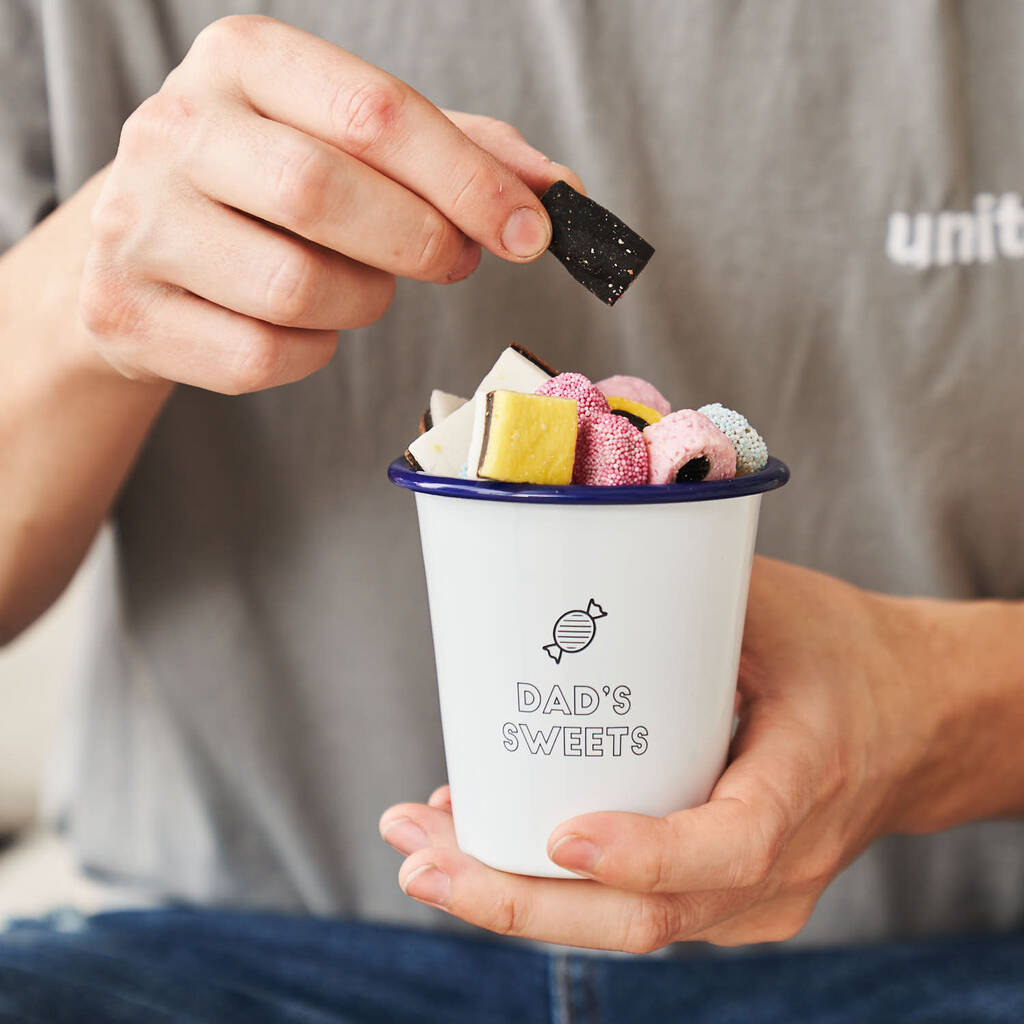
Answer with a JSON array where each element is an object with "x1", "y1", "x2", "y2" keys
[{"x1": 540, "y1": 181, "x2": 654, "y2": 306}]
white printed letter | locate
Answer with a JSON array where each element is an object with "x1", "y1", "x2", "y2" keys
[
  {"x1": 975, "y1": 193, "x2": 997, "y2": 262},
  {"x1": 935, "y1": 211, "x2": 976, "y2": 266},
  {"x1": 996, "y1": 193, "x2": 1024, "y2": 258},
  {"x1": 886, "y1": 212, "x2": 933, "y2": 269}
]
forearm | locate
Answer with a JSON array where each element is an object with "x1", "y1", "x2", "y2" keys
[
  {"x1": 0, "y1": 171, "x2": 171, "y2": 643},
  {"x1": 882, "y1": 593, "x2": 1024, "y2": 833}
]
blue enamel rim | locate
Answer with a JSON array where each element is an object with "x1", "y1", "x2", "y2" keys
[{"x1": 388, "y1": 456, "x2": 789, "y2": 505}]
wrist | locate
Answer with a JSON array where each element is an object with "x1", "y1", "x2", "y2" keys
[
  {"x1": 12, "y1": 167, "x2": 176, "y2": 402},
  {"x1": 66, "y1": 310, "x2": 175, "y2": 399},
  {"x1": 877, "y1": 594, "x2": 1024, "y2": 835}
]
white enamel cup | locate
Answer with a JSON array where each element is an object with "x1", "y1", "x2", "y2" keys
[{"x1": 389, "y1": 458, "x2": 789, "y2": 878}]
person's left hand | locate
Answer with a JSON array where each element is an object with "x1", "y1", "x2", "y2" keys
[{"x1": 378, "y1": 557, "x2": 975, "y2": 951}]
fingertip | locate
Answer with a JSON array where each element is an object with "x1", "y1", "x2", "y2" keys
[
  {"x1": 548, "y1": 164, "x2": 586, "y2": 197},
  {"x1": 446, "y1": 240, "x2": 482, "y2": 283},
  {"x1": 398, "y1": 844, "x2": 464, "y2": 892},
  {"x1": 310, "y1": 328, "x2": 340, "y2": 370},
  {"x1": 379, "y1": 805, "x2": 410, "y2": 837},
  {"x1": 548, "y1": 834, "x2": 602, "y2": 877},
  {"x1": 427, "y1": 785, "x2": 452, "y2": 808},
  {"x1": 379, "y1": 801, "x2": 433, "y2": 834},
  {"x1": 499, "y1": 204, "x2": 551, "y2": 261},
  {"x1": 398, "y1": 849, "x2": 435, "y2": 892},
  {"x1": 546, "y1": 813, "x2": 599, "y2": 853}
]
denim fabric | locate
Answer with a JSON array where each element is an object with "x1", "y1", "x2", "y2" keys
[{"x1": 0, "y1": 909, "x2": 1022, "y2": 1023}]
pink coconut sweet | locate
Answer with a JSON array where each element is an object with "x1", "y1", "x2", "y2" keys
[{"x1": 642, "y1": 409, "x2": 736, "y2": 484}]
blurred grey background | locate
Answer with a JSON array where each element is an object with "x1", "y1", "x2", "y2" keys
[{"x1": 0, "y1": 537, "x2": 147, "y2": 921}]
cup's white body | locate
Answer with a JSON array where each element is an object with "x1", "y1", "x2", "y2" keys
[{"x1": 413, "y1": 492, "x2": 761, "y2": 878}]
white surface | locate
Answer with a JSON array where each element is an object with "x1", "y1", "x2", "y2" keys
[
  {"x1": 0, "y1": 829, "x2": 154, "y2": 926},
  {"x1": 408, "y1": 398, "x2": 479, "y2": 476},
  {"x1": 408, "y1": 346, "x2": 552, "y2": 476},
  {"x1": 0, "y1": 543, "x2": 97, "y2": 834},
  {"x1": 414, "y1": 491, "x2": 761, "y2": 877},
  {"x1": 429, "y1": 389, "x2": 467, "y2": 425},
  {"x1": 0, "y1": 537, "x2": 133, "y2": 922}
]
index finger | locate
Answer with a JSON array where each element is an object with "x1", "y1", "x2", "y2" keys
[{"x1": 190, "y1": 17, "x2": 553, "y2": 261}]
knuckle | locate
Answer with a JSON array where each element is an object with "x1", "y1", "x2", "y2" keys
[
  {"x1": 742, "y1": 831, "x2": 783, "y2": 889},
  {"x1": 79, "y1": 267, "x2": 138, "y2": 338},
  {"x1": 449, "y1": 163, "x2": 485, "y2": 216},
  {"x1": 119, "y1": 91, "x2": 195, "y2": 156},
  {"x1": 412, "y1": 211, "x2": 456, "y2": 278},
  {"x1": 117, "y1": 100, "x2": 156, "y2": 155},
  {"x1": 488, "y1": 116, "x2": 522, "y2": 138},
  {"x1": 227, "y1": 325, "x2": 285, "y2": 394},
  {"x1": 623, "y1": 897, "x2": 684, "y2": 954},
  {"x1": 264, "y1": 247, "x2": 319, "y2": 325},
  {"x1": 89, "y1": 189, "x2": 137, "y2": 248},
  {"x1": 273, "y1": 144, "x2": 332, "y2": 232},
  {"x1": 472, "y1": 114, "x2": 523, "y2": 144},
  {"x1": 792, "y1": 844, "x2": 843, "y2": 894},
  {"x1": 331, "y1": 78, "x2": 406, "y2": 156},
  {"x1": 820, "y1": 746, "x2": 849, "y2": 806},
  {"x1": 728, "y1": 801, "x2": 786, "y2": 889},
  {"x1": 639, "y1": 820, "x2": 684, "y2": 892},
  {"x1": 190, "y1": 14, "x2": 270, "y2": 61},
  {"x1": 450, "y1": 161, "x2": 504, "y2": 216},
  {"x1": 155, "y1": 90, "x2": 196, "y2": 133},
  {"x1": 635, "y1": 848, "x2": 671, "y2": 894},
  {"x1": 490, "y1": 893, "x2": 528, "y2": 937}
]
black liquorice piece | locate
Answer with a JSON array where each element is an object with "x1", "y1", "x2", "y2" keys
[
  {"x1": 674, "y1": 456, "x2": 710, "y2": 483},
  {"x1": 540, "y1": 181, "x2": 654, "y2": 306},
  {"x1": 610, "y1": 408, "x2": 650, "y2": 432}
]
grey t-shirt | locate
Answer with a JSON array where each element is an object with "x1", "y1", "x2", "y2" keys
[{"x1": 3, "y1": 0, "x2": 1023, "y2": 947}]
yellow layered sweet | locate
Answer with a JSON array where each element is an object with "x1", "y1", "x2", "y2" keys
[
  {"x1": 476, "y1": 391, "x2": 578, "y2": 484},
  {"x1": 606, "y1": 395, "x2": 663, "y2": 430}
]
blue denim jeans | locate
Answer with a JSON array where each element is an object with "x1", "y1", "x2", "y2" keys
[{"x1": 1, "y1": 908, "x2": 1022, "y2": 1023}]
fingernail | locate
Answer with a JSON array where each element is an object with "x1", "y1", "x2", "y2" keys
[
  {"x1": 448, "y1": 238, "x2": 482, "y2": 282},
  {"x1": 380, "y1": 817, "x2": 429, "y2": 856},
  {"x1": 549, "y1": 835, "x2": 602, "y2": 876},
  {"x1": 501, "y1": 206, "x2": 550, "y2": 259},
  {"x1": 402, "y1": 864, "x2": 451, "y2": 907}
]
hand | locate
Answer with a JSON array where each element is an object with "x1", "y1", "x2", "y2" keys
[
  {"x1": 79, "y1": 15, "x2": 581, "y2": 394},
  {"x1": 380, "y1": 557, "x2": 981, "y2": 951}
]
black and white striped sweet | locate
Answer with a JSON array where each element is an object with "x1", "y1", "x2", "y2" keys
[{"x1": 543, "y1": 599, "x2": 607, "y2": 664}]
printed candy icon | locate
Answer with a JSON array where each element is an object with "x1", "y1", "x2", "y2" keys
[{"x1": 544, "y1": 600, "x2": 607, "y2": 664}]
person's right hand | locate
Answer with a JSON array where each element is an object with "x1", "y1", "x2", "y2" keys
[{"x1": 79, "y1": 15, "x2": 580, "y2": 394}]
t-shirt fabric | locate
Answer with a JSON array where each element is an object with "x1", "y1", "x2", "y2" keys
[{"x1": 3, "y1": 0, "x2": 1023, "y2": 948}]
